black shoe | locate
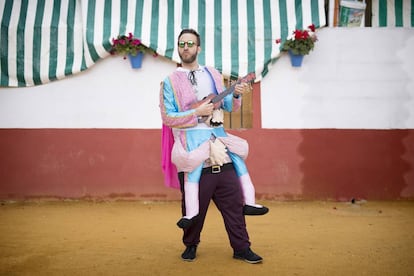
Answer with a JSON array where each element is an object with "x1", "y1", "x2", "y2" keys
[
  {"x1": 243, "y1": 205, "x2": 269, "y2": 216},
  {"x1": 181, "y1": 245, "x2": 197, "y2": 262},
  {"x1": 233, "y1": 247, "x2": 263, "y2": 264},
  {"x1": 177, "y1": 214, "x2": 199, "y2": 229}
]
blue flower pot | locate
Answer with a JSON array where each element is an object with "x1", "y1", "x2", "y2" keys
[
  {"x1": 288, "y1": 50, "x2": 304, "y2": 67},
  {"x1": 128, "y1": 52, "x2": 144, "y2": 69}
]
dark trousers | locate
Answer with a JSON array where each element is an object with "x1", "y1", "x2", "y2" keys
[{"x1": 179, "y1": 163, "x2": 251, "y2": 252}]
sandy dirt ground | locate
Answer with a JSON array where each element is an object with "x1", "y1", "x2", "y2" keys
[{"x1": 0, "y1": 199, "x2": 413, "y2": 276}]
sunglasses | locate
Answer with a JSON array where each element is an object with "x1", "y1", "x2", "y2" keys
[{"x1": 178, "y1": 40, "x2": 196, "y2": 48}]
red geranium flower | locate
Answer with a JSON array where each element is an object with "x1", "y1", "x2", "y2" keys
[
  {"x1": 275, "y1": 24, "x2": 318, "y2": 56},
  {"x1": 110, "y1": 32, "x2": 157, "y2": 58}
]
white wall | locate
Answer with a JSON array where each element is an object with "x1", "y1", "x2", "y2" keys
[
  {"x1": 261, "y1": 28, "x2": 414, "y2": 129},
  {"x1": 1, "y1": 28, "x2": 414, "y2": 130},
  {"x1": 0, "y1": 55, "x2": 176, "y2": 128}
]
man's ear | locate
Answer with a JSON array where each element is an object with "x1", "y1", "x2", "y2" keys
[{"x1": 197, "y1": 46, "x2": 202, "y2": 54}]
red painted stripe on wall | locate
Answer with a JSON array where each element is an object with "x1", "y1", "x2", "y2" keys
[{"x1": 1, "y1": 129, "x2": 413, "y2": 200}]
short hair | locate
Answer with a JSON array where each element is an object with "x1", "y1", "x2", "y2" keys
[{"x1": 177, "y1": 28, "x2": 201, "y2": 46}]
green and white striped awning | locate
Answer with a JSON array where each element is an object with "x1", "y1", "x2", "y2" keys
[
  {"x1": 371, "y1": 0, "x2": 414, "y2": 27},
  {"x1": 1, "y1": 0, "x2": 326, "y2": 87}
]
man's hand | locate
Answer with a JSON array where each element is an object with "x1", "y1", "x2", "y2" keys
[
  {"x1": 195, "y1": 101, "x2": 214, "y2": 117},
  {"x1": 233, "y1": 82, "x2": 251, "y2": 98}
]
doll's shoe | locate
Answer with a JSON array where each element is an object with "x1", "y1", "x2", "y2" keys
[
  {"x1": 243, "y1": 205, "x2": 269, "y2": 216},
  {"x1": 177, "y1": 215, "x2": 199, "y2": 229}
]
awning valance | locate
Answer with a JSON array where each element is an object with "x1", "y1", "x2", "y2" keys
[{"x1": 1, "y1": 0, "x2": 326, "y2": 87}]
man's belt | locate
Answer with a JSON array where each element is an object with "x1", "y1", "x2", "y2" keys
[{"x1": 202, "y1": 163, "x2": 233, "y2": 175}]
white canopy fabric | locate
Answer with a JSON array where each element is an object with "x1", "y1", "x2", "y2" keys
[{"x1": 371, "y1": 0, "x2": 414, "y2": 27}]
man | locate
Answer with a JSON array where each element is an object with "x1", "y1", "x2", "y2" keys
[{"x1": 159, "y1": 28, "x2": 263, "y2": 264}]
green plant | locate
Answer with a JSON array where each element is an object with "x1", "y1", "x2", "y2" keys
[
  {"x1": 110, "y1": 33, "x2": 157, "y2": 58},
  {"x1": 276, "y1": 24, "x2": 318, "y2": 56}
]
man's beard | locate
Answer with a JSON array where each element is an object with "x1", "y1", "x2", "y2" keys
[{"x1": 179, "y1": 51, "x2": 197, "y2": 64}]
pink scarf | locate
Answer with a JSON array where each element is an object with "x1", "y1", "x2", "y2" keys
[{"x1": 161, "y1": 124, "x2": 180, "y2": 189}]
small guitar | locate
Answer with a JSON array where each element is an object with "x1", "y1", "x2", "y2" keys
[{"x1": 191, "y1": 72, "x2": 256, "y2": 123}]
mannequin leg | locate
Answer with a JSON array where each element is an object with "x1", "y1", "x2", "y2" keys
[
  {"x1": 239, "y1": 173, "x2": 261, "y2": 207},
  {"x1": 239, "y1": 173, "x2": 269, "y2": 216},
  {"x1": 177, "y1": 181, "x2": 200, "y2": 228},
  {"x1": 183, "y1": 182, "x2": 199, "y2": 219}
]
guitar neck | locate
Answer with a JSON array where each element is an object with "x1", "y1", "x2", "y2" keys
[
  {"x1": 210, "y1": 82, "x2": 237, "y2": 104},
  {"x1": 209, "y1": 72, "x2": 255, "y2": 104}
]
